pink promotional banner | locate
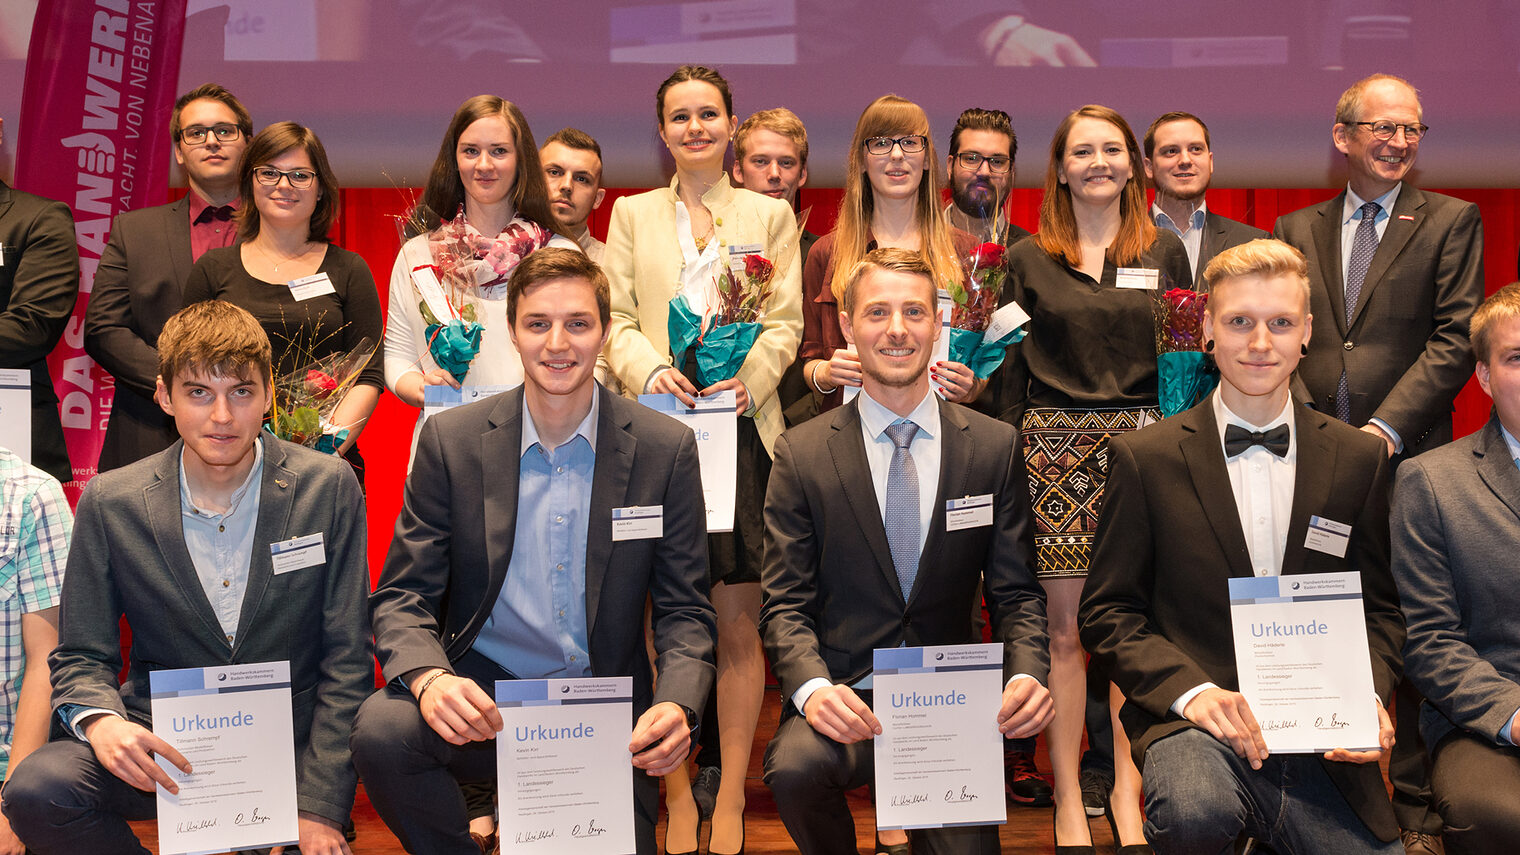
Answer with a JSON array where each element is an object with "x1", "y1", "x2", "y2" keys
[{"x1": 18, "y1": 0, "x2": 187, "y2": 500}]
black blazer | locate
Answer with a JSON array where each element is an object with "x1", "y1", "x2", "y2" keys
[
  {"x1": 0, "y1": 181, "x2": 78, "y2": 483},
  {"x1": 83, "y1": 197, "x2": 195, "y2": 471},
  {"x1": 1273, "y1": 184, "x2": 1484, "y2": 455},
  {"x1": 1195, "y1": 211, "x2": 1268, "y2": 287},
  {"x1": 761, "y1": 395, "x2": 1048, "y2": 705},
  {"x1": 1079, "y1": 400, "x2": 1403, "y2": 841}
]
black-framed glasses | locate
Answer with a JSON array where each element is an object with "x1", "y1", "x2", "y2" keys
[
  {"x1": 1351, "y1": 121, "x2": 1429, "y2": 142},
  {"x1": 864, "y1": 135, "x2": 927, "y2": 156},
  {"x1": 954, "y1": 151, "x2": 1012, "y2": 173},
  {"x1": 179, "y1": 124, "x2": 243, "y2": 145},
  {"x1": 252, "y1": 167, "x2": 318, "y2": 189}
]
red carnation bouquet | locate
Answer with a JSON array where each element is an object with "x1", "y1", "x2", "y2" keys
[{"x1": 1153, "y1": 288, "x2": 1217, "y2": 416}]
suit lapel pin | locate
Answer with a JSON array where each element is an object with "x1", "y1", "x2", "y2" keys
[
  {"x1": 275, "y1": 479, "x2": 288, "y2": 489},
  {"x1": 1397, "y1": 215, "x2": 1414, "y2": 221}
]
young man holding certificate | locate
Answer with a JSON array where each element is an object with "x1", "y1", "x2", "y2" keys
[
  {"x1": 352, "y1": 247, "x2": 716, "y2": 855},
  {"x1": 2, "y1": 300, "x2": 372, "y2": 855},
  {"x1": 1079, "y1": 239, "x2": 1404, "y2": 854},
  {"x1": 760, "y1": 247, "x2": 1052, "y2": 855}
]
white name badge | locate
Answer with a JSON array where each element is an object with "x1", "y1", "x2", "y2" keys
[
  {"x1": 286, "y1": 272, "x2": 336, "y2": 301},
  {"x1": 612, "y1": 506, "x2": 663, "y2": 541},
  {"x1": 945, "y1": 494, "x2": 994, "y2": 531},
  {"x1": 727, "y1": 242, "x2": 764, "y2": 271},
  {"x1": 1304, "y1": 515, "x2": 1352, "y2": 558},
  {"x1": 1115, "y1": 267, "x2": 1160, "y2": 289},
  {"x1": 270, "y1": 533, "x2": 325, "y2": 574}
]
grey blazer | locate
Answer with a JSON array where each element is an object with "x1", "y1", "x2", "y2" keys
[
  {"x1": 49, "y1": 436, "x2": 372, "y2": 824},
  {"x1": 1391, "y1": 415, "x2": 1520, "y2": 750}
]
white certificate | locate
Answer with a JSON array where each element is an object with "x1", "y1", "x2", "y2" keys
[
  {"x1": 150, "y1": 661, "x2": 299, "y2": 855},
  {"x1": 638, "y1": 390, "x2": 737, "y2": 533},
  {"x1": 0, "y1": 369, "x2": 30, "y2": 463},
  {"x1": 872, "y1": 643, "x2": 1007, "y2": 831},
  {"x1": 1228, "y1": 572, "x2": 1380, "y2": 753},
  {"x1": 422, "y1": 383, "x2": 517, "y2": 422},
  {"x1": 496, "y1": 677, "x2": 636, "y2": 854}
]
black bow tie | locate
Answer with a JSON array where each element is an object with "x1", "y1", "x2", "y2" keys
[
  {"x1": 199, "y1": 205, "x2": 234, "y2": 223},
  {"x1": 1224, "y1": 423, "x2": 1290, "y2": 458}
]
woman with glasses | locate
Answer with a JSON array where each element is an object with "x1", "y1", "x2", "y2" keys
[
  {"x1": 382, "y1": 95, "x2": 578, "y2": 460},
  {"x1": 182, "y1": 121, "x2": 384, "y2": 481},
  {"x1": 996, "y1": 105, "x2": 1191, "y2": 855},
  {"x1": 602, "y1": 64, "x2": 802, "y2": 855},
  {"x1": 800, "y1": 95, "x2": 981, "y2": 413}
]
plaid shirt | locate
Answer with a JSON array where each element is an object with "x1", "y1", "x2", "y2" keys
[{"x1": 0, "y1": 449, "x2": 70, "y2": 779}]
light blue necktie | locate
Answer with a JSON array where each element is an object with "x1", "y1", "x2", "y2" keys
[
  {"x1": 884, "y1": 421, "x2": 921, "y2": 599},
  {"x1": 1336, "y1": 201, "x2": 1381, "y2": 422}
]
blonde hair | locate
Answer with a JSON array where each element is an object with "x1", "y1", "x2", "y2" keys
[
  {"x1": 1202, "y1": 238, "x2": 1311, "y2": 313},
  {"x1": 840, "y1": 247, "x2": 936, "y2": 316},
  {"x1": 735, "y1": 107, "x2": 808, "y2": 166},
  {"x1": 1034, "y1": 105, "x2": 1156, "y2": 269},
  {"x1": 1472, "y1": 282, "x2": 1520, "y2": 364}
]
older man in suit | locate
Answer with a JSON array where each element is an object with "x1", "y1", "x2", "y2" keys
[
  {"x1": 1081, "y1": 239, "x2": 1403, "y2": 854},
  {"x1": 1, "y1": 300, "x2": 371, "y2": 855},
  {"x1": 83, "y1": 84, "x2": 250, "y2": 472},
  {"x1": 0, "y1": 118, "x2": 79, "y2": 485},
  {"x1": 761, "y1": 248, "x2": 1051, "y2": 855},
  {"x1": 1391, "y1": 282, "x2": 1520, "y2": 854},
  {"x1": 351, "y1": 248, "x2": 716, "y2": 855}
]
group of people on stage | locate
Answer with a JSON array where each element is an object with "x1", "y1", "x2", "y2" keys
[{"x1": 0, "y1": 61, "x2": 1512, "y2": 855}]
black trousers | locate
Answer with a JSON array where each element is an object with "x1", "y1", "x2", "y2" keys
[{"x1": 1429, "y1": 730, "x2": 1520, "y2": 855}]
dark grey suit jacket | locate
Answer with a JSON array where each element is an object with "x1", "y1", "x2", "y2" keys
[
  {"x1": 1195, "y1": 210, "x2": 1268, "y2": 287},
  {"x1": 760, "y1": 396, "x2": 1048, "y2": 705},
  {"x1": 49, "y1": 436, "x2": 372, "y2": 823},
  {"x1": 1080, "y1": 400, "x2": 1403, "y2": 842},
  {"x1": 370, "y1": 385, "x2": 716, "y2": 718},
  {"x1": 83, "y1": 197, "x2": 195, "y2": 472},
  {"x1": 0, "y1": 181, "x2": 78, "y2": 483},
  {"x1": 1273, "y1": 184, "x2": 1484, "y2": 454},
  {"x1": 1392, "y1": 415, "x2": 1520, "y2": 751}
]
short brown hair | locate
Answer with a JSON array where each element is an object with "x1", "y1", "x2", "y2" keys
[
  {"x1": 734, "y1": 108, "x2": 808, "y2": 166},
  {"x1": 158, "y1": 300, "x2": 272, "y2": 391},
  {"x1": 948, "y1": 107, "x2": 1016, "y2": 162},
  {"x1": 235, "y1": 122, "x2": 340, "y2": 243},
  {"x1": 1143, "y1": 111, "x2": 1210, "y2": 160},
  {"x1": 1335, "y1": 73, "x2": 1422, "y2": 125},
  {"x1": 1472, "y1": 282, "x2": 1520, "y2": 364},
  {"x1": 507, "y1": 247, "x2": 611, "y2": 328},
  {"x1": 1202, "y1": 238, "x2": 1311, "y2": 312},
  {"x1": 171, "y1": 83, "x2": 252, "y2": 145},
  {"x1": 841, "y1": 247, "x2": 936, "y2": 317},
  {"x1": 655, "y1": 65, "x2": 733, "y2": 126}
]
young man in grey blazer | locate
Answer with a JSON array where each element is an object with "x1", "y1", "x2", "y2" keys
[{"x1": 1, "y1": 301, "x2": 371, "y2": 855}]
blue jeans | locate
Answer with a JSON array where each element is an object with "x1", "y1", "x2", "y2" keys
[{"x1": 1141, "y1": 728, "x2": 1399, "y2": 855}]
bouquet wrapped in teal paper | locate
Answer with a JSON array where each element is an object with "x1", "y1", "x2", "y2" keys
[
  {"x1": 267, "y1": 336, "x2": 377, "y2": 452},
  {"x1": 415, "y1": 274, "x2": 482, "y2": 384},
  {"x1": 1154, "y1": 287, "x2": 1217, "y2": 417},
  {"x1": 947, "y1": 241, "x2": 1028, "y2": 378}
]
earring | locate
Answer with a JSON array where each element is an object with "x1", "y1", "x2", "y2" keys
[
  {"x1": 1204, "y1": 339, "x2": 1215, "y2": 352},
  {"x1": 1300, "y1": 343, "x2": 1309, "y2": 356}
]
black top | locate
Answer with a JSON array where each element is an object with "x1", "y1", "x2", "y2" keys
[
  {"x1": 991, "y1": 229, "x2": 1191, "y2": 422},
  {"x1": 183, "y1": 244, "x2": 385, "y2": 389}
]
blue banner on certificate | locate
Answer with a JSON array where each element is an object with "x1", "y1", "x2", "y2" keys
[
  {"x1": 496, "y1": 677, "x2": 636, "y2": 854},
  {"x1": 423, "y1": 383, "x2": 517, "y2": 421},
  {"x1": 872, "y1": 643, "x2": 1006, "y2": 831},
  {"x1": 149, "y1": 661, "x2": 298, "y2": 855},
  {"x1": 1228, "y1": 572, "x2": 1379, "y2": 753},
  {"x1": 0, "y1": 369, "x2": 30, "y2": 464},
  {"x1": 639, "y1": 390, "x2": 736, "y2": 532}
]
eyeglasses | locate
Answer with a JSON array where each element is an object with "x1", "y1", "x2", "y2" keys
[
  {"x1": 1350, "y1": 121, "x2": 1429, "y2": 142},
  {"x1": 864, "y1": 135, "x2": 927, "y2": 156},
  {"x1": 252, "y1": 167, "x2": 318, "y2": 189},
  {"x1": 954, "y1": 152, "x2": 1012, "y2": 173},
  {"x1": 179, "y1": 124, "x2": 243, "y2": 145}
]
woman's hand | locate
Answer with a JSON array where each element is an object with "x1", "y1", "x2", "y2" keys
[
  {"x1": 931, "y1": 360, "x2": 985, "y2": 403},
  {"x1": 700, "y1": 378, "x2": 750, "y2": 414},
  {"x1": 647, "y1": 367, "x2": 700, "y2": 407},
  {"x1": 818, "y1": 349, "x2": 862, "y2": 392},
  {"x1": 397, "y1": 368, "x2": 462, "y2": 408}
]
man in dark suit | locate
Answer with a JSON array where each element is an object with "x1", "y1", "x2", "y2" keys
[
  {"x1": 761, "y1": 248, "x2": 1052, "y2": 855},
  {"x1": 1273, "y1": 74, "x2": 1484, "y2": 853},
  {"x1": 83, "y1": 84, "x2": 250, "y2": 472},
  {"x1": 1391, "y1": 282, "x2": 1520, "y2": 854},
  {"x1": 1143, "y1": 111, "x2": 1268, "y2": 287},
  {"x1": 1, "y1": 300, "x2": 371, "y2": 855},
  {"x1": 351, "y1": 248, "x2": 716, "y2": 855},
  {"x1": 1080, "y1": 239, "x2": 1403, "y2": 854},
  {"x1": 0, "y1": 118, "x2": 79, "y2": 485}
]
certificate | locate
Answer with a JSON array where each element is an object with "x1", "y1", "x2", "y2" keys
[
  {"x1": 638, "y1": 390, "x2": 737, "y2": 532},
  {"x1": 496, "y1": 677, "x2": 636, "y2": 854},
  {"x1": 872, "y1": 644, "x2": 1007, "y2": 831},
  {"x1": 150, "y1": 661, "x2": 299, "y2": 855},
  {"x1": 0, "y1": 369, "x2": 30, "y2": 463},
  {"x1": 422, "y1": 383, "x2": 517, "y2": 422},
  {"x1": 1228, "y1": 572, "x2": 1380, "y2": 753}
]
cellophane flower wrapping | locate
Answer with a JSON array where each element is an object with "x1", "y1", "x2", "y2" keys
[
  {"x1": 268, "y1": 337, "x2": 377, "y2": 451},
  {"x1": 946, "y1": 241, "x2": 1026, "y2": 378},
  {"x1": 1154, "y1": 288, "x2": 1217, "y2": 416}
]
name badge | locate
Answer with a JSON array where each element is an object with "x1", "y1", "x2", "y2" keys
[
  {"x1": 1115, "y1": 268, "x2": 1160, "y2": 290},
  {"x1": 727, "y1": 243, "x2": 764, "y2": 274},
  {"x1": 270, "y1": 533, "x2": 326, "y2": 574},
  {"x1": 612, "y1": 506, "x2": 663, "y2": 541},
  {"x1": 945, "y1": 494, "x2": 994, "y2": 531},
  {"x1": 1304, "y1": 515, "x2": 1351, "y2": 558},
  {"x1": 287, "y1": 272, "x2": 336, "y2": 301}
]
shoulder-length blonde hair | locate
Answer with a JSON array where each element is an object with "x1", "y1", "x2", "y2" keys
[
  {"x1": 1035, "y1": 105, "x2": 1156, "y2": 269},
  {"x1": 828, "y1": 95, "x2": 962, "y2": 301}
]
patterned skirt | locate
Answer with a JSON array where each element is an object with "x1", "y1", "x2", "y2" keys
[{"x1": 1021, "y1": 407, "x2": 1158, "y2": 579}]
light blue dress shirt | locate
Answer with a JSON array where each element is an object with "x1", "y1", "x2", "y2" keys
[{"x1": 1152, "y1": 202, "x2": 1208, "y2": 277}]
